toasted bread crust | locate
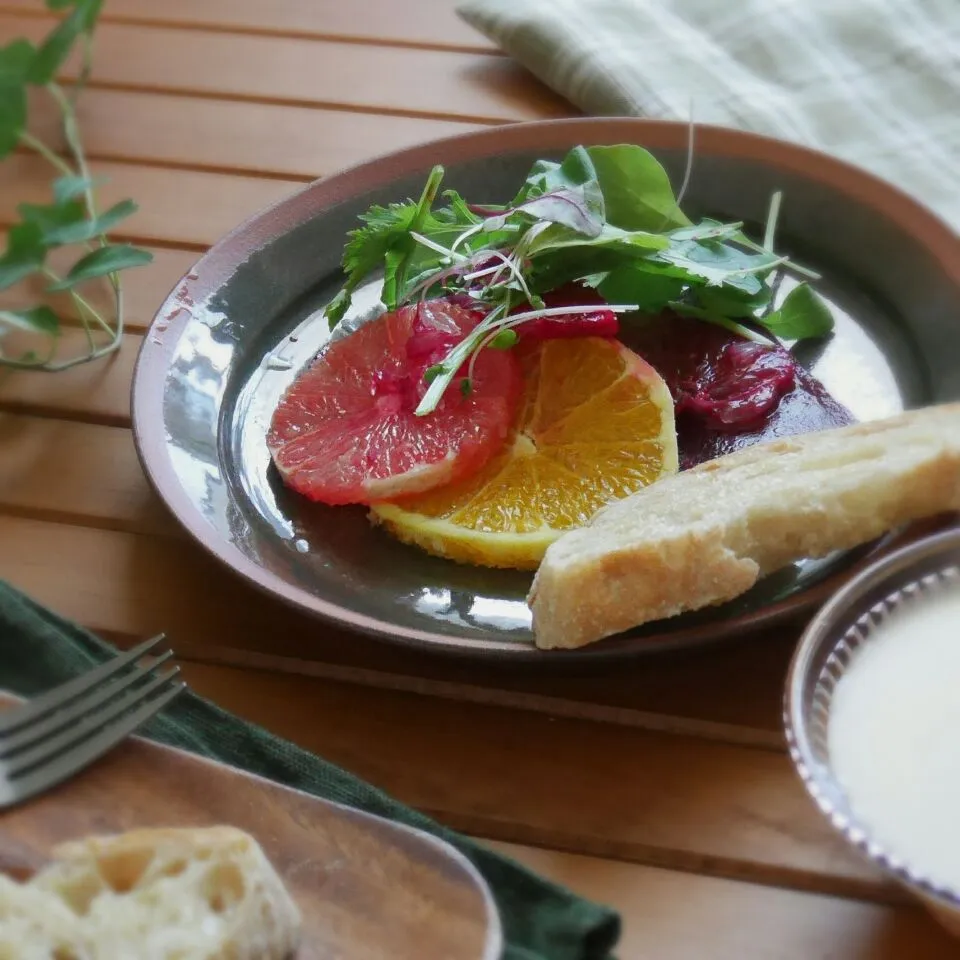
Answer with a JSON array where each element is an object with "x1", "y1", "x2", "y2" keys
[{"x1": 529, "y1": 404, "x2": 960, "y2": 649}]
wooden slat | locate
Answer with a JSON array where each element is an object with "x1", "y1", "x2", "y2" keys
[
  {"x1": 0, "y1": 329, "x2": 138, "y2": 425},
  {"x1": 26, "y1": 87, "x2": 485, "y2": 179},
  {"x1": 0, "y1": 435, "x2": 797, "y2": 739},
  {"x1": 0, "y1": 414, "x2": 174, "y2": 536},
  {"x1": 0, "y1": 154, "x2": 299, "y2": 248},
  {"x1": 149, "y1": 657, "x2": 887, "y2": 898},
  {"x1": 0, "y1": 0, "x2": 497, "y2": 53},
  {"x1": 491, "y1": 842, "x2": 957, "y2": 959},
  {"x1": 2, "y1": 15, "x2": 570, "y2": 123}
]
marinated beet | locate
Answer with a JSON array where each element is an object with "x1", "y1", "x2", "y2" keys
[
  {"x1": 516, "y1": 284, "x2": 619, "y2": 342},
  {"x1": 630, "y1": 314, "x2": 854, "y2": 469},
  {"x1": 676, "y1": 341, "x2": 797, "y2": 430}
]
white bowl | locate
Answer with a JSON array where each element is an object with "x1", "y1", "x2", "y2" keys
[{"x1": 784, "y1": 524, "x2": 960, "y2": 935}]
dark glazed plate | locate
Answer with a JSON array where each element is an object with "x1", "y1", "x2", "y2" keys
[{"x1": 132, "y1": 119, "x2": 960, "y2": 660}]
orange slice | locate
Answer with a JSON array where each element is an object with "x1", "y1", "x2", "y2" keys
[{"x1": 369, "y1": 336, "x2": 678, "y2": 569}]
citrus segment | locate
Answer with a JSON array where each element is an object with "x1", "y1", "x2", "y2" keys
[
  {"x1": 267, "y1": 300, "x2": 520, "y2": 504},
  {"x1": 370, "y1": 337, "x2": 678, "y2": 568}
]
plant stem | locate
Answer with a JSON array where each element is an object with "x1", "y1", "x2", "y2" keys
[
  {"x1": 47, "y1": 83, "x2": 99, "y2": 224},
  {"x1": 18, "y1": 131, "x2": 74, "y2": 178}
]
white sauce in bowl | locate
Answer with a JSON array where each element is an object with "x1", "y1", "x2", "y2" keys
[{"x1": 829, "y1": 580, "x2": 960, "y2": 891}]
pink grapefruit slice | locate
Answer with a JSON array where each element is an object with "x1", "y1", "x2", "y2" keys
[{"x1": 267, "y1": 299, "x2": 521, "y2": 505}]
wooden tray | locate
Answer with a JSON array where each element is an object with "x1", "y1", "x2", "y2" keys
[{"x1": 0, "y1": 694, "x2": 501, "y2": 960}]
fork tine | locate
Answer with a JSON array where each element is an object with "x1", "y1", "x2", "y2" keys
[
  {"x1": 0, "y1": 635, "x2": 165, "y2": 735},
  {"x1": 0, "y1": 651, "x2": 176, "y2": 760},
  {"x1": 3, "y1": 668, "x2": 182, "y2": 778},
  {"x1": 1, "y1": 680, "x2": 185, "y2": 809}
]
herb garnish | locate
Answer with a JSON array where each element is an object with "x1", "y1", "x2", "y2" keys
[
  {"x1": 325, "y1": 144, "x2": 833, "y2": 415},
  {"x1": 0, "y1": 1, "x2": 152, "y2": 371}
]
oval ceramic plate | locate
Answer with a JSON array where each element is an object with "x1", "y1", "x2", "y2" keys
[{"x1": 132, "y1": 119, "x2": 960, "y2": 660}]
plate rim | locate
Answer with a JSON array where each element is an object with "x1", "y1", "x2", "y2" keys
[{"x1": 132, "y1": 117, "x2": 960, "y2": 660}]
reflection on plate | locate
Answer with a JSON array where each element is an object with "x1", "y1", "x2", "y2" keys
[{"x1": 132, "y1": 118, "x2": 960, "y2": 660}]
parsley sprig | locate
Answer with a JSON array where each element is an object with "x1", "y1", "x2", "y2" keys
[
  {"x1": 326, "y1": 144, "x2": 834, "y2": 415},
  {"x1": 0, "y1": 1, "x2": 152, "y2": 371}
]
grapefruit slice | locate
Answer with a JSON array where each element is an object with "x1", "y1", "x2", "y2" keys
[
  {"x1": 370, "y1": 336, "x2": 679, "y2": 569},
  {"x1": 268, "y1": 300, "x2": 521, "y2": 504}
]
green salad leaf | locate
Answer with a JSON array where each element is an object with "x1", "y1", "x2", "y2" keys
[
  {"x1": 322, "y1": 143, "x2": 834, "y2": 414},
  {"x1": 588, "y1": 144, "x2": 690, "y2": 231},
  {"x1": 762, "y1": 283, "x2": 835, "y2": 340}
]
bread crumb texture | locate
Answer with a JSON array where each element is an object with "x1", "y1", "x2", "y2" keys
[
  {"x1": 530, "y1": 404, "x2": 960, "y2": 649},
  {"x1": 0, "y1": 826, "x2": 301, "y2": 960}
]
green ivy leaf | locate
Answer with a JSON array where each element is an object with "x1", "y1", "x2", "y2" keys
[
  {"x1": 85, "y1": 198, "x2": 137, "y2": 237},
  {"x1": 0, "y1": 84, "x2": 25, "y2": 160},
  {"x1": 47, "y1": 243, "x2": 153, "y2": 289},
  {"x1": 52, "y1": 174, "x2": 95, "y2": 203},
  {"x1": 17, "y1": 197, "x2": 87, "y2": 245},
  {"x1": 0, "y1": 222, "x2": 47, "y2": 290},
  {"x1": 0, "y1": 39, "x2": 35, "y2": 83},
  {"x1": 0, "y1": 305, "x2": 61, "y2": 335},
  {"x1": 761, "y1": 283, "x2": 835, "y2": 340},
  {"x1": 27, "y1": 0, "x2": 101, "y2": 85},
  {"x1": 23, "y1": 197, "x2": 138, "y2": 246},
  {"x1": 0, "y1": 39, "x2": 33, "y2": 160}
]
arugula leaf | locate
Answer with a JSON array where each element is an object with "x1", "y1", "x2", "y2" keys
[
  {"x1": 593, "y1": 267, "x2": 687, "y2": 312},
  {"x1": 0, "y1": 222, "x2": 47, "y2": 290},
  {"x1": 513, "y1": 184, "x2": 604, "y2": 238},
  {"x1": 694, "y1": 284, "x2": 772, "y2": 318},
  {"x1": 760, "y1": 283, "x2": 834, "y2": 339},
  {"x1": 587, "y1": 144, "x2": 690, "y2": 232},
  {"x1": 653, "y1": 237, "x2": 776, "y2": 294},
  {"x1": 0, "y1": 305, "x2": 61, "y2": 335},
  {"x1": 514, "y1": 144, "x2": 598, "y2": 203},
  {"x1": 526, "y1": 221, "x2": 668, "y2": 259},
  {"x1": 47, "y1": 243, "x2": 152, "y2": 289}
]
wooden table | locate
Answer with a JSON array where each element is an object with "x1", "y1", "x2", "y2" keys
[{"x1": 0, "y1": 3, "x2": 956, "y2": 956}]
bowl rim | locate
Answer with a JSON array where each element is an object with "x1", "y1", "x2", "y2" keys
[
  {"x1": 131, "y1": 116, "x2": 960, "y2": 658},
  {"x1": 785, "y1": 522, "x2": 960, "y2": 908}
]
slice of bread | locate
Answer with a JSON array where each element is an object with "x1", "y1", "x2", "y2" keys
[
  {"x1": 0, "y1": 826, "x2": 301, "y2": 960},
  {"x1": 529, "y1": 403, "x2": 960, "y2": 649}
]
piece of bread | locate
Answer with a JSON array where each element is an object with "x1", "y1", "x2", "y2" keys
[
  {"x1": 0, "y1": 826, "x2": 301, "y2": 960},
  {"x1": 529, "y1": 403, "x2": 960, "y2": 649},
  {"x1": 0, "y1": 873, "x2": 81, "y2": 960}
]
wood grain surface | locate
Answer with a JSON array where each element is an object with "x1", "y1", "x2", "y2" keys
[
  {"x1": 0, "y1": 697, "x2": 500, "y2": 960},
  {"x1": 0, "y1": 3, "x2": 953, "y2": 956}
]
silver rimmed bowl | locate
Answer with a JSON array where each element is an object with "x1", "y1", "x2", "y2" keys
[{"x1": 785, "y1": 522, "x2": 960, "y2": 934}]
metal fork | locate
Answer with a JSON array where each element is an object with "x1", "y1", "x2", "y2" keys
[{"x1": 0, "y1": 636, "x2": 185, "y2": 809}]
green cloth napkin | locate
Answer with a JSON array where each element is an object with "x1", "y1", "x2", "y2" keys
[
  {"x1": 0, "y1": 580, "x2": 620, "y2": 960},
  {"x1": 459, "y1": 0, "x2": 960, "y2": 231}
]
